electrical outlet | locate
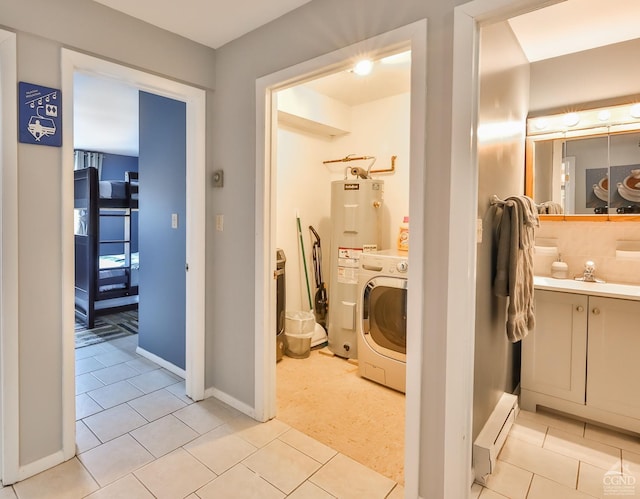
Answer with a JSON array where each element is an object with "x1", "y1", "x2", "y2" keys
[{"x1": 216, "y1": 214, "x2": 224, "y2": 231}]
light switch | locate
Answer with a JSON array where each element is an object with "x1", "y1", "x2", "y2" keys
[
  {"x1": 171, "y1": 213, "x2": 178, "y2": 229},
  {"x1": 216, "y1": 214, "x2": 224, "y2": 231}
]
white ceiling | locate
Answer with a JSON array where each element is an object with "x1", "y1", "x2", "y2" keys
[
  {"x1": 76, "y1": 0, "x2": 640, "y2": 156},
  {"x1": 93, "y1": 0, "x2": 312, "y2": 49}
]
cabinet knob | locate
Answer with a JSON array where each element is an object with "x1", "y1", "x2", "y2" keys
[
  {"x1": 592, "y1": 308, "x2": 600, "y2": 315},
  {"x1": 576, "y1": 306, "x2": 584, "y2": 312}
]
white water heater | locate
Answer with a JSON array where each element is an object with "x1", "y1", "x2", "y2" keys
[{"x1": 327, "y1": 178, "x2": 384, "y2": 358}]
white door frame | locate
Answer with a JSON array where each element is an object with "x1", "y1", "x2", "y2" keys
[
  {"x1": 255, "y1": 21, "x2": 427, "y2": 497},
  {"x1": 0, "y1": 28, "x2": 19, "y2": 485},
  {"x1": 61, "y1": 50, "x2": 206, "y2": 460}
]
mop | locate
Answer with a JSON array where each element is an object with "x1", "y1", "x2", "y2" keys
[{"x1": 296, "y1": 211, "x2": 327, "y2": 348}]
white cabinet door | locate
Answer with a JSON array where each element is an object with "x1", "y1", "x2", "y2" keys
[
  {"x1": 587, "y1": 296, "x2": 640, "y2": 418},
  {"x1": 522, "y1": 290, "x2": 588, "y2": 404}
]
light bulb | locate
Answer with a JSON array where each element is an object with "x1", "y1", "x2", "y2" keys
[
  {"x1": 563, "y1": 112, "x2": 580, "y2": 127},
  {"x1": 630, "y1": 103, "x2": 640, "y2": 119},
  {"x1": 353, "y1": 59, "x2": 373, "y2": 76},
  {"x1": 598, "y1": 110, "x2": 611, "y2": 121}
]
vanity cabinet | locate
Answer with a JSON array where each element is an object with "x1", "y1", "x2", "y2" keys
[
  {"x1": 521, "y1": 288, "x2": 640, "y2": 433},
  {"x1": 521, "y1": 290, "x2": 587, "y2": 404},
  {"x1": 587, "y1": 296, "x2": 640, "y2": 420}
]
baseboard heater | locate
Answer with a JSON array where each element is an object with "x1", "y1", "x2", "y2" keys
[{"x1": 473, "y1": 392, "x2": 518, "y2": 485}]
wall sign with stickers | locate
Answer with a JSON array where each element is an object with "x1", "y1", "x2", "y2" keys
[{"x1": 18, "y1": 81, "x2": 62, "y2": 147}]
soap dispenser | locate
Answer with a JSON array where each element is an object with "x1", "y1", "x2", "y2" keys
[{"x1": 551, "y1": 255, "x2": 569, "y2": 279}]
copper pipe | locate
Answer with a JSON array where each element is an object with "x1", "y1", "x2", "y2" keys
[
  {"x1": 370, "y1": 155, "x2": 397, "y2": 174},
  {"x1": 322, "y1": 155, "x2": 374, "y2": 164}
]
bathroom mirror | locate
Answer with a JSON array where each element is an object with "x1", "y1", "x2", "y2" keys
[{"x1": 525, "y1": 104, "x2": 640, "y2": 219}]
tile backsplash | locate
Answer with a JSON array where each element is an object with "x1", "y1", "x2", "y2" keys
[{"x1": 534, "y1": 221, "x2": 640, "y2": 285}]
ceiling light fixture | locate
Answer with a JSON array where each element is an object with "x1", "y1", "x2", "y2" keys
[{"x1": 353, "y1": 59, "x2": 374, "y2": 76}]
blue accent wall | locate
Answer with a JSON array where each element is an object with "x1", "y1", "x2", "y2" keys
[
  {"x1": 99, "y1": 153, "x2": 139, "y2": 254},
  {"x1": 138, "y1": 91, "x2": 186, "y2": 370}
]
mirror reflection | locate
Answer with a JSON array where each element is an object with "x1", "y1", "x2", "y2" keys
[{"x1": 530, "y1": 131, "x2": 640, "y2": 215}]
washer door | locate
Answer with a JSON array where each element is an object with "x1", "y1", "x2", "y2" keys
[{"x1": 361, "y1": 276, "x2": 407, "y2": 362}]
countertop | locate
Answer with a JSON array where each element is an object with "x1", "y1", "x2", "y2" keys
[{"x1": 534, "y1": 276, "x2": 640, "y2": 301}]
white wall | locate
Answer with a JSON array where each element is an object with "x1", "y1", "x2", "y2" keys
[
  {"x1": 0, "y1": 0, "x2": 215, "y2": 479},
  {"x1": 276, "y1": 92, "x2": 410, "y2": 315}
]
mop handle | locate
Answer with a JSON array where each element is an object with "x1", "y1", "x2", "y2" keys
[{"x1": 296, "y1": 214, "x2": 313, "y2": 310}]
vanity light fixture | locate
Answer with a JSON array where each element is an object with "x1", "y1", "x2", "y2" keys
[
  {"x1": 630, "y1": 103, "x2": 640, "y2": 119},
  {"x1": 353, "y1": 59, "x2": 374, "y2": 76},
  {"x1": 598, "y1": 110, "x2": 611, "y2": 121},
  {"x1": 380, "y1": 50, "x2": 411, "y2": 65},
  {"x1": 534, "y1": 118, "x2": 548, "y2": 130},
  {"x1": 563, "y1": 112, "x2": 580, "y2": 127}
]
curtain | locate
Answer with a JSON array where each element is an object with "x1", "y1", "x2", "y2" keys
[{"x1": 74, "y1": 150, "x2": 104, "y2": 178}]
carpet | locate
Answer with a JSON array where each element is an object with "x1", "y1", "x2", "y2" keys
[{"x1": 75, "y1": 309, "x2": 138, "y2": 349}]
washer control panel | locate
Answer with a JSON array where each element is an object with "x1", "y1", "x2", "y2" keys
[{"x1": 395, "y1": 260, "x2": 408, "y2": 273}]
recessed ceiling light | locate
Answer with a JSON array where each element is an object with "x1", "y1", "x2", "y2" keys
[{"x1": 353, "y1": 59, "x2": 374, "y2": 76}]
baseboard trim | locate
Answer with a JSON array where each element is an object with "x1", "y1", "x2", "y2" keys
[
  {"x1": 136, "y1": 347, "x2": 186, "y2": 379},
  {"x1": 17, "y1": 450, "x2": 65, "y2": 483},
  {"x1": 204, "y1": 386, "x2": 257, "y2": 420}
]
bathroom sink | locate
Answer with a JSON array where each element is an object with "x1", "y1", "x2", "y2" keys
[{"x1": 534, "y1": 276, "x2": 640, "y2": 301}]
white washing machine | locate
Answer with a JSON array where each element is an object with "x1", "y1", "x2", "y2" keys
[{"x1": 357, "y1": 249, "x2": 407, "y2": 393}]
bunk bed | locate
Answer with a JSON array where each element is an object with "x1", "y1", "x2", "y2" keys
[{"x1": 74, "y1": 166, "x2": 139, "y2": 328}]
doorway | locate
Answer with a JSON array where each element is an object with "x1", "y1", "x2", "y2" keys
[
  {"x1": 255, "y1": 20, "x2": 427, "y2": 495},
  {"x1": 272, "y1": 51, "x2": 411, "y2": 483},
  {"x1": 61, "y1": 49, "x2": 206, "y2": 461}
]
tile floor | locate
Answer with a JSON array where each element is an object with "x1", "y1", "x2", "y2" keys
[
  {"x1": 2, "y1": 334, "x2": 405, "y2": 498},
  {"x1": 471, "y1": 408, "x2": 640, "y2": 498}
]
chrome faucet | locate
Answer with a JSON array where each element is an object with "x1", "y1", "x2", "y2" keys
[{"x1": 575, "y1": 260, "x2": 605, "y2": 283}]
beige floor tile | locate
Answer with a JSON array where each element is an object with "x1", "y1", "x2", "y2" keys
[
  {"x1": 278, "y1": 428, "x2": 337, "y2": 464},
  {"x1": 195, "y1": 464, "x2": 285, "y2": 499},
  {"x1": 131, "y1": 414, "x2": 199, "y2": 457},
  {"x1": 78, "y1": 434, "x2": 154, "y2": 486},
  {"x1": 243, "y1": 439, "x2": 321, "y2": 494},
  {"x1": 76, "y1": 420, "x2": 100, "y2": 454},
  {"x1": 517, "y1": 409, "x2": 585, "y2": 436},
  {"x1": 75, "y1": 343, "x2": 108, "y2": 360},
  {"x1": 483, "y1": 459, "x2": 533, "y2": 499},
  {"x1": 544, "y1": 427, "x2": 621, "y2": 470},
  {"x1": 76, "y1": 357, "x2": 106, "y2": 375},
  {"x1": 127, "y1": 388, "x2": 186, "y2": 421},
  {"x1": 87, "y1": 380, "x2": 145, "y2": 409},
  {"x1": 173, "y1": 400, "x2": 227, "y2": 434},
  {"x1": 125, "y1": 357, "x2": 160, "y2": 374},
  {"x1": 92, "y1": 363, "x2": 139, "y2": 385},
  {"x1": 76, "y1": 373, "x2": 104, "y2": 395},
  {"x1": 76, "y1": 393, "x2": 103, "y2": 420},
  {"x1": 84, "y1": 474, "x2": 154, "y2": 498},
  {"x1": 578, "y1": 461, "x2": 611, "y2": 498},
  {"x1": 386, "y1": 484, "x2": 404, "y2": 499},
  {"x1": 622, "y1": 450, "x2": 640, "y2": 479},
  {"x1": 134, "y1": 448, "x2": 215, "y2": 499},
  {"x1": 83, "y1": 403, "x2": 148, "y2": 443},
  {"x1": 164, "y1": 380, "x2": 194, "y2": 405},
  {"x1": 0, "y1": 487, "x2": 16, "y2": 498},
  {"x1": 13, "y1": 458, "x2": 99, "y2": 499},
  {"x1": 184, "y1": 424, "x2": 256, "y2": 474},
  {"x1": 584, "y1": 423, "x2": 640, "y2": 455},
  {"x1": 508, "y1": 419, "x2": 548, "y2": 447},
  {"x1": 498, "y1": 436, "x2": 579, "y2": 488},
  {"x1": 527, "y1": 474, "x2": 596, "y2": 499},
  {"x1": 93, "y1": 349, "x2": 137, "y2": 368},
  {"x1": 310, "y1": 453, "x2": 395, "y2": 499},
  {"x1": 197, "y1": 397, "x2": 244, "y2": 422},
  {"x1": 127, "y1": 369, "x2": 180, "y2": 394},
  {"x1": 287, "y1": 481, "x2": 336, "y2": 498},
  {"x1": 478, "y1": 489, "x2": 509, "y2": 498},
  {"x1": 230, "y1": 417, "x2": 290, "y2": 448},
  {"x1": 470, "y1": 482, "x2": 483, "y2": 499}
]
